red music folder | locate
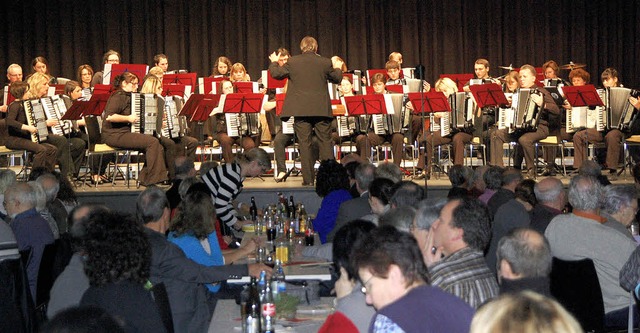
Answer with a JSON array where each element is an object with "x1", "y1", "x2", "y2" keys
[
  {"x1": 50, "y1": 84, "x2": 65, "y2": 95},
  {"x1": 198, "y1": 77, "x2": 226, "y2": 94},
  {"x1": 385, "y1": 84, "x2": 404, "y2": 94},
  {"x1": 439, "y1": 74, "x2": 475, "y2": 92},
  {"x1": 92, "y1": 84, "x2": 114, "y2": 95},
  {"x1": 102, "y1": 64, "x2": 149, "y2": 85},
  {"x1": 180, "y1": 94, "x2": 222, "y2": 122},
  {"x1": 81, "y1": 93, "x2": 110, "y2": 116},
  {"x1": 468, "y1": 83, "x2": 510, "y2": 108},
  {"x1": 162, "y1": 84, "x2": 190, "y2": 98},
  {"x1": 407, "y1": 92, "x2": 451, "y2": 114},
  {"x1": 275, "y1": 93, "x2": 286, "y2": 116},
  {"x1": 233, "y1": 82, "x2": 259, "y2": 94},
  {"x1": 221, "y1": 93, "x2": 265, "y2": 114},
  {"x1": 342, "y1": 95, "x2": 388, "y2": 116},
  {"x1": 365, "y1": 69, "x2": 389, "y2": 86},
  {"x1": 262, "y1": 70, "x2": 288, "y2": 89},
  {"x1": 61, "y1": 100, "x2": 86, "y2": 120},
  {"x1": 562, "y1": 84, "x2": 604, "y2": 108}
]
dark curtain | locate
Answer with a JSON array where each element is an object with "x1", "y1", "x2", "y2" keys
[{"x1": 1, "y1": 0, "x2": 639, "y2": 87}]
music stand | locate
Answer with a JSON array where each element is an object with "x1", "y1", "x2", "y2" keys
[
  {"x1": 180, "y1": 94, "x2": 221, "y2": 150},
  {"x1": 233, "y1": 82, "x2": 259, "y2": 94},
  {"x1": 343, "y1": 94, "x2": 389, "y2": 163},
  {"x1": 408, "y1": 91, "x2": 451, "y2": 184},
  {"x1": 102, "y1": 64, "x2": 149, "y2": 85},
  {"x1": 261, "y1": 70, "x2": 288, "y2": 89},
  {"x1": 222, "y1": 93, "x2": 266, "y2": 178},
  {"x1": 163, "y1": 73, "x2": 197, "y2": 88},
  {"x1": 162, "y1": 84, "x2": 191, "y2": 100},
  {"x1": 50, "y1": 84, "x2": 65, "y2": 95},
  {"x1": 92, "y1": 84, "x2": 113, "y2": 95},
  {"x1": 561, "y1": 84, "x2": 604, "y2": 169},
  {"x1": 198, "y1": 77, "x2": 226, "y2": 94},
  {"x1": 385, "y1": 84, "x2": 405, "y2": 94},
  {"x1": 440, "y1": 74, "x2": 475, "y2": 93},
  {"x1": 365, "y1": 69, "x2": 389, "y2": 86}
]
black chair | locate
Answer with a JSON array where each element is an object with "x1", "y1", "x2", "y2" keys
[
  {"x1": 150, "y1": 282, "x2": 174, "y2": 333},
  {"x1": 550, "y1": 257, "x2": 605, "y2": 333},
  {"x1": 35, "y1": 242, "x2": 58, "y2": 322},
  {"x1": 0, "y1": 256, "x2": 38, "y2": 333}
]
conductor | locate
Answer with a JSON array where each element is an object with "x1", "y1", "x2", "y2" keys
[{"x1": 268, "y1": 36, "x2": 344, "y2": 186}]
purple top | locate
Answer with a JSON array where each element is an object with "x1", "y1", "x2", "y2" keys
[{"x1": 313, "y1": 189, "x2": 353, "y2": 244}]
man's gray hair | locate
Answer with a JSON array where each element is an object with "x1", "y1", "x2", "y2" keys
[
  {"x1": 568, "y1": 175, "x2": 602, "y2": 211},
  {"x1": 136, "y1": 186, "x2": 169, "y2": 224},
  {"x1": 174, "y1": 156, "x2": 195, "y2": 178},
  {"x1": 497, "y1": 228, "x2": 552, "y2": 278},
  {"x1": 533, "y1": 178, "x2": 563, "y2": 203},
  {"x1": 355, "y1": 163, "x2": 376, "y2": 191},
  {"x1": 6, "y1": 182, "x2": 37, "y2": 209},
  {"x1": 0, "y1": 169, "x2": 16, "y2": 193},
  {"x1": 27, "y1": 181, "x2": 47, "y2": 212},
  {"x1": 374, "y1": 162, "x2": 402, "y2": 183},
  {"x1": 578, "y1": 160, "x2": 602, "y2": 177},
  {"x1": 414, "y1": 198, "x2": 447, "y2": 230},
  {"x1": 379, "y1": 207, "x2": 416, "y2": 233},
  {"x1": 36, "y1": 173, "x2": 60, "y2": 203},
  {"x1": 602, "y1": 185, "x2": 636, "y2": 215}
]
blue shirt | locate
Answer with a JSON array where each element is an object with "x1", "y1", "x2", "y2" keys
[
  {"x1": 168, "y1": 231, "x2": 224, "y2": 292},
  {"x1": 313, "y1": 189, "x2": 353, "y2": 244}
]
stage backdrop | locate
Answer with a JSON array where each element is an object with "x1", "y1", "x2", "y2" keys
[{"x1": 1, "y1": 0, "x2": 639, "y2": 87}]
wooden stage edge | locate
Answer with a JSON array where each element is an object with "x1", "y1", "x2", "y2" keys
[{"x1": 73, "y1": 173, "x2": 636, "y2": 216}]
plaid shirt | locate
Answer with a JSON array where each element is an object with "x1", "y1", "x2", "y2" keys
[{"x1": 428, "y1": 247, "x2": 499, "y2": 308}]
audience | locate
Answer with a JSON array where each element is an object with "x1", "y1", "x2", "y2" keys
[
  {"x1": 447, "y1": 165, "x2": 471, "y2": 198},
  {"x1": 529, "y1": 177, "x2": 565, "y2": 234},
  {"x1": 42, "y1": 306, "x2": 126, "y2": 333},
  {"x1": 545, "y1": 175, "x2": 637, "y2": 328},
  {"x1": 36, "y1": 173, "x2": 68, "y2": 234},
  {"x1": 352, "y1": 225, "x2": 474, "y2": 332},
  {"x1": 487, "y1": 168, "x2": 523, "y2": 218},
  {"x1": 319, "y1": 220, "x2": 376, "y2": 333},
  {"x1": 378, "y1": 206, "x2": 416, "y2": 232},
  {"x1": 478, "y1": 165, "x2": 503, "y2": 205},
  {"x1": 425, "y1": 197, "x2": 498, "y2": 308},
  {"x1": 470, "y1": 291, "x2": 582, "y2": 333},
  {"x1": 601, "y1": 184, "x2": 637, "y2": 240},
  {"x1": 0, "y1": 169, "x2": 16, "y2": 219},
  {"x1": 486, "y1": 178, "x2": 537, "y2": 274},
  {"x1": 496, "y1": 228, "x2": 552, "y2": 296},
  {"x1": 411, "y1": 198, "x2": 447, "y2": 264},
  {"x1": 166, "y1": 156, "x2": 197, "y2": 210},
  {"x1": 312, "y1": 159, "x2": 353, "y2": 244},
  {"x1": 362, "y1": 177, "x2": 395, "y2": 224},
  {"x1": 330, "y1": 163, "x2": 376, "y2": 242},
  {"x1": 389, "y1": 180, "x2": 425, "y2": 208},
  {"x1": 374, "y1": 161, "x2": 403, "y2": 183},
  {"x1": 578, "y1": 159, "x2": 611, "y2": 186},
  {"x1": 79, "y1": 210, "x2": 167, "y2": 333},
  {"x1": 6, "y1": 182, "x2": 55, "y2": 301}
]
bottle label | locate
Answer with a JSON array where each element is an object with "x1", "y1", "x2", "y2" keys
[{"x1": 262, "y1": 303, "x2": 276, "y2": 317}]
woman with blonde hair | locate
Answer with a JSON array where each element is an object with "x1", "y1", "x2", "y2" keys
[
  {"x1": 470, "y1": 291, "x2": 583, "y2": 333},
  {"x1": 229, "y1": 63, "x2": 251, "y2": 82}
]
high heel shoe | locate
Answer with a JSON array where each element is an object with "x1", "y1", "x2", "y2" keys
[{"x1": 275, "y1": 171, "x2": 288, "y2": 183}]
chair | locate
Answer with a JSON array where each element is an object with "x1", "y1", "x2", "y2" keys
[
  {"x1": 463, "y1": 136, "x2": 486, "y2": 167},
  {"x1": 550, "y1": 257, "x2": 605, "y2": 332},
  {"x1": 150, "y1": 282, "x2": 174, "y2": 333},
  {"x1": 622, "y1": 135, "x2": 640, "y2": 177},
  {"x1": 80, "y1": 116, "x2": 132, "y2": 188},
  {"x1": 35, "y1": 242, "x2": 57, "y2": 322},
  {"x1": 534, "y1": 135, "x2": 566, "y2": 178}
]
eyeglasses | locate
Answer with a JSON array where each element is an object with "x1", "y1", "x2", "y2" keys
[{"x1": 360, "y1": 275, "x2": 375, "y2": 294}]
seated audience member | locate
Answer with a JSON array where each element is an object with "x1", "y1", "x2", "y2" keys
[
  {"x1": 29, "y1": 180, "x2": 59, "y2": 238},
  {"x1": 319, "y1": 220, "x2": 376, "y2": 333},
  {"x1": 352, "y1": 226, "x2": 474, "y2": 333},
  {"x1": 470, "y1": 291, "x2": 582, "y2": 333},
  {"x1": 478, "y1": 166, "x2": 503, "y2": 205},
  {"x1": 312, "y1": 160, "x2": 353, "y2": 244},
  {"x1": 36, "y1": 173, "x2": 68, "y2": 234},
  {"x1": 53, "y1": 171, "x2": 79, "y2": 214},
  {"x1": 79, "y1": 211, "x2": 166, "y2": 333},
  {"x1": 578, "y1": 159, "x2": 611, "y2": 186},
  {"x1": 137, "y1": 186, "x2": 267, "y2": 333},
  {"x1": 411, "y1": 198, "x2": 447, "y2": 264},
  {"x1": 361, "y1": 177, "x2": 395, "y2": 224},
  {"x1": 47, "y1": 203, "x2": 109, "y2": 318},
  {"x1": 389, "y1": 180, "x2": 425, "y2": 208},
  {"x1": 529, "y1": 177, "x2": 565, "y2": 234},
  {"x1": 486, "y1": 179, "x2": 537, "y2": 274},
  {"x1": 601, "y1": 185, "x2": 637, "y2": 240},
  {"x1": 168, "y1": 190, "x2": 257, "y2": 312},
  {"x1": 374, "y1": 161, "x2": 403, "y2": 183},
  {"x1": 343, "y1": 160, "x2": 362, "y2": 198},
  {"x1": 41, "y1": 306, "x2": 126, "y2": 333},
  {"x1": 470, "y1": 165, "x2": 490, "y2": 198},
  {"x1": 166, "y1": 156, "x2": 197, "y2": 210},
  {"x1": 426, "y1": 197, "x2": 499, "y2": 308},
  {"x1": 447, "y1": 165, "x2": 471, "y2": 198},
  {"x1": 6, "y1": 182, "x2": 55, "y2": 301},
  {"x1": 378, "y1": 206, "x2": 416, "y2": 233},
  {"x1": 487, "y1": 168, "x2": 523, "y2": 218},
  {"x1": 0, "y1": 169, "x2": 17, "y2": 219},
  {"x1": 496, "y1": 228, "x2": 552, "y2": 295},
  {"x1": 329, "y1": 162, "x2": 376, "y2": 242},
  {"x1": 545, "y1": 175, "x2": 637, "y2": 328}
]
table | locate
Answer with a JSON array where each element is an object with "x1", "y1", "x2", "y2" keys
[{"x1": 208, "y1": 298, "x2": 334, "y2": 333}]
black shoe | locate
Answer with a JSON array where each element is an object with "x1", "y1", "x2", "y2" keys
[
  {"x1": 275, "y1": 172, "x2": 288, "y2": 183},
  {"x1": 414, "y1": 171, "x2": 430, "y2": 180},
  {"x1": 541, "y1": 168, "x2": 556, "y2": 176}
]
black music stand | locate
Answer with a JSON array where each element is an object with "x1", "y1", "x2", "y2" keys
[
  {"x1": 222, "y1": 93, "x2": 265, "y2": 178},
  {"x1": 563, "y1": 84, "x2": 605, "y2": 167},
  {"x1": 343, "y1": 94, "x2": 388, "y2": 163},
  {"x1": 408, "y1": 91, "x2": 451, "y2": 185},
  {"x1": 181, "y1": 94, "x2": 221, "y2": 160}
]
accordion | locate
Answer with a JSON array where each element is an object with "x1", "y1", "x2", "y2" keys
[
  {"x1": 513, "y1": 88, "x2": 541, "y2": 131},
  {"x1": 225, "y1": 113, "x2": 260, "y2": 137},
  {"x1": 606, "y1": 87, "x2": 639, "y2": 132},
  {"x1": 371, "y1": 94, "x2": 410, "y2": 135},
  {"x1": 497, "y1": 93, "x2": 516, "y2": 133},
  {"x1": 131, "y1": 93, "x2": 160, "y2": 136},
  {"x1": 23, "y1": 99, "x2": 49, "y2": 143},
  {"x1": 566, "y1": 89, "x2": 606, "y2": 133},
  {"x1": 41, "y1": 95, "x2": 72, "y2": 136},
  {"x1": 162, "y1": 96, "x2": 185, "y2": 139}
]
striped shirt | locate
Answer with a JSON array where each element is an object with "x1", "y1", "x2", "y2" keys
[
  {"x1": 428, "y1": 247, "x2": 499, "y2": 309},
  {"x1": 202, "y1": 162, "x2": 244, "y2": 227}
]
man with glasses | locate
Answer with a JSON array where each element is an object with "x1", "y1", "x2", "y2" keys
[
  {"x1": 1, "y1": 64, "x2": 23, "y2": 113},
  {"x1": 91, "y1": 49, "x2": 121, "y2": 86},
  {"x1": 352, "y1": 225, "x2": 473, "y2": 333},
  {"x1": 424, "y1": 197, "x2": 498, "y2": 308}
]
